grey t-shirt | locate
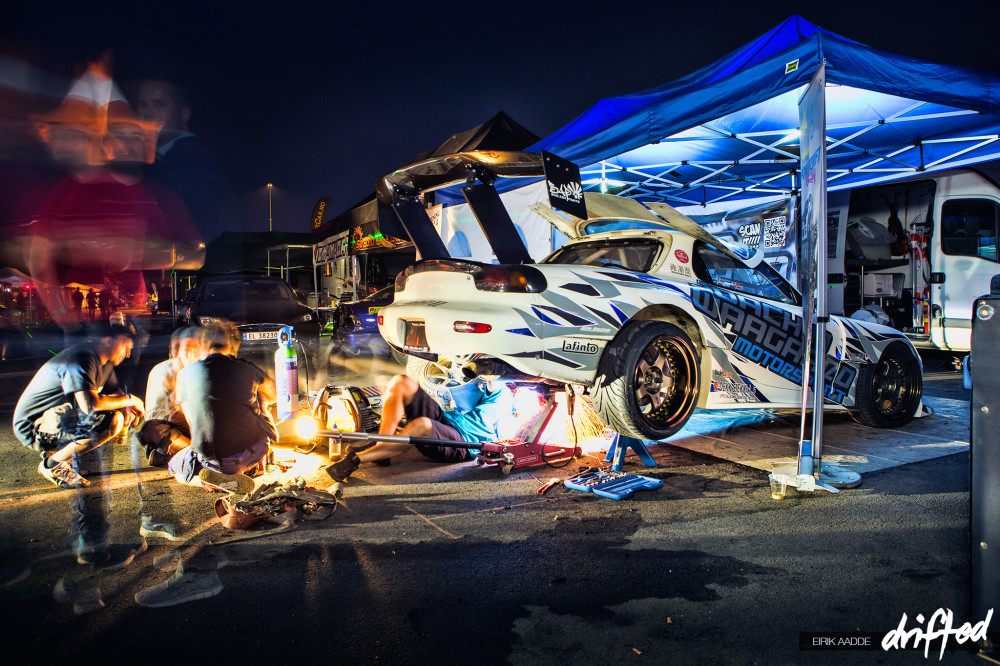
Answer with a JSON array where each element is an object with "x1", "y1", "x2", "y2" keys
[
  {"x1": 175, "y1": 353, "x2": 274, "y2": 461},
  {"x1": 13, "y1": 342, "x2": 118, "y2": 447}
]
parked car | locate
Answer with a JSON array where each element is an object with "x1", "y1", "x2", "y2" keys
[
  {"x1": 378, "y1": 202, "x2": 924, "y2": 441},
  {"x1": 329, "y1": 285, "x2": 403, "y2": 358},
  {"x1": 188, "y1": 274, "x2": 319, "y2": 355}
]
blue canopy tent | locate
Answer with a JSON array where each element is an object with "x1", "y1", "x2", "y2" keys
[{"x1": 517, "y1": 15, "x2": 1000, "y2": 208}]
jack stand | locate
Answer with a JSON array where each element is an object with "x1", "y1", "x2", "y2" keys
[
  {"x1": 768, "y1": 440, "x2": 861, "y2": 500},
  {"x1": 604, "y1": 433, "x2": 658, "y2": 471}
]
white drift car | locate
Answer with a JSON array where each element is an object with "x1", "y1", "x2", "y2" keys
[{"x1": 378, "y1": 196, "x2": 923, "y2": 440}]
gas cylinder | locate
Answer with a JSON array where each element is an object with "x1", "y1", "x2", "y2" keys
[{"x1": 275, "y1": 325, "x2": 298, "y2": 420}]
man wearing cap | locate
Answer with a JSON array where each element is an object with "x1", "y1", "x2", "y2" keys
[{"x1": 12, "y1": 324, "x2": 145, "y2": 564}]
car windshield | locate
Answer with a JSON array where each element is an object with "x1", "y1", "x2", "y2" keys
[
  {"x1": 545, "y1": 239, "x2": 661, "y2": 272},
  {"x1": 692, "y1": 242, "x2": 799, "y2": 305},
  {"x1": 203, "y1": 279, "x2": 295, "y2": 301},
  {"x1": 362, "y1": 286, "x2": 394, "y2": 303}
]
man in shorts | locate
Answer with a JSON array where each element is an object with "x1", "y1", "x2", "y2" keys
[
  {"x1": 12, "y1": 324, "x2": 145, "y2": 563},
  {"x1": 324, "y1": 370, "x2": 514, "y2": 482},
  {"x1": 136, "y1": 326, "x2": 203, "y2": 466}
]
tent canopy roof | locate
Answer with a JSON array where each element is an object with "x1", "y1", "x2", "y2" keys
[{"x1": 523, "y1": 15, "x2": 1000, "y2": 208}]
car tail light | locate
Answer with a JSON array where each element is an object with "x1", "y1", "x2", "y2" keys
[
  {"x1": 454, "y1": 321, "x2": 492, "y2": 333},
  {"x1": 377, "y1": 314, "x2": 384, "y2": 326},
  {"x1": 395, "y1": 259, "x2": 546, "y2": 294},
  {"x1": 472, "y1": 265, "x2": 546, "y2": 293}
]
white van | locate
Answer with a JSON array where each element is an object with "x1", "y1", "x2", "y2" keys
[{"x1": 687, "y1": 164, "x2": 1000, "y2": 352}]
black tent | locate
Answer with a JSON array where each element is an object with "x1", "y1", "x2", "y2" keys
[{"x1": 315, "y1": 111, "x2": 540, "y2": 241}]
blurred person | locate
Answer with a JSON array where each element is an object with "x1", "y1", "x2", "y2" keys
[
  {"x1": 85, "y1": 288, "x2": 97, "y2": 319},
  {"x1": 20, "y1": 61, "x2": 201, "y2": 336},
  {"x1": 70, "y1": 287, "x2": 83, "y2": 317},
  {"x1": 169, "y1": 321, "x2": 276, "y2": 493},
  {"x1": 12, "y1": 323, "x2": 146, "y2": 565},
  {"x1": 136, "y1": 325, "x2": 203, "y2": 466},
  {"x1": 325, "y1": 365, "x2": 515, "y2": 482},
  {"x1": 136, "y1": 78, "x2": 238, "y2": 243}
]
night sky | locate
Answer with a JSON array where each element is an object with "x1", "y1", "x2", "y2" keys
[{"x1": 4, "y1": 0, "x2": 998, "y2": 233}]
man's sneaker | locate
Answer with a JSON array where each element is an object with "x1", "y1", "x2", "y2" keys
[
  {"x1": 77, "y1": 536, "x2": 147, "y2": 570},
  {"x1": 197, "y1": 468, "x2": 255, "y2": 494},
  {"x1": 147, "y1": 447, "x2": 172, "y2": 467},
  {"x1": 324, "y1": 451, "x2": 360, "y2": 482},
  {"x1": 38, "y1": 459, "x2": 89, "y2": 489},
  {"x1": 140, "y1": 519, "x2": 181, "y2": 541},
  {"x1": 134, "y1": 562, "x2": 223, "y2": 608}
]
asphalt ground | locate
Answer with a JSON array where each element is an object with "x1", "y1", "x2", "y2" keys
[{"x1": 0, "y1": 340, "x2": 985, "y2": 665}]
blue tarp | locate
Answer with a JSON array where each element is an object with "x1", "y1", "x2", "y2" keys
[{"x1": 438, "y1": 15, "x2": 1000, "y2": 208}]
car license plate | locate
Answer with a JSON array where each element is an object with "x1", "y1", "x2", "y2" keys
[
  {"x1": 403, "y1": 320, "x2": 429, "y2": 352},
  {"x1": 243, "y1": 331, "x2": 279, "y2": 342}
]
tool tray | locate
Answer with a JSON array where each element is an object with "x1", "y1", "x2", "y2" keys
[{"x1": 565, "y1": 470, "x2": 663, "y2": 500}]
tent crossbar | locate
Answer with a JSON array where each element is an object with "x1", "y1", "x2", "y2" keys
[
  {"x1": 615, "y1": 165, "x2": 685, "y2": 189},
  {"x1": 730, "y1": 133, "x2": 800, "y2": 161},
  {"x1": 704, "y1": 125, "x2": 795, "y2": 163},
  {"x1": 707, "y1": 186, "x2": 793, "y2": 206},
  {"x1": 885, "y1": 108, "x2": 979, "y2": 124},
  {"x1": 921, "y1": 134, "x2": 1000, "y2": 145},
  {"x1": 925, "y1": 136, "x2": 1000, "y2": 169},
  {"x1": 830, "y1": 140, "x2": 918, "y2": 170},
  {"x1": 687, "y1": 162, "x2": 736, "y2": 186}
]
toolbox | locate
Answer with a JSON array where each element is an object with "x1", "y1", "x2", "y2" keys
[{"x1": 565, "y1": 469, "x2": 663, "y2": 500}]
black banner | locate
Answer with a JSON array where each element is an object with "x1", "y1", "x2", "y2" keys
[
  {"x1": 541, "y1": 151, "x2": 587, "y2": 219},
  {"x1": 311, "y1": 197, "x2": 330, "y2": 230}
]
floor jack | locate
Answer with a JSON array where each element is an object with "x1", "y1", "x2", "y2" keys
[{"x1": 312, "y1": 385, "x2": 580, "y2": 474}]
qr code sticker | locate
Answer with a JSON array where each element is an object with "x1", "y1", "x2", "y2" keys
[{"x1": 763, "y1": 216, "x2": 786, "y2": 249}]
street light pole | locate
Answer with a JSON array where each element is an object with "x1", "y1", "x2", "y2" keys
[{"x1": 267, "y1": 182, "x2": 273, "y2": 232}]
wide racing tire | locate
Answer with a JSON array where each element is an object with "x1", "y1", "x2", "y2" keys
[
  {"x1": 851, "y1": 343, "x2": 922, "y2": 428},
  {"x1": 592, "y1": 320, "x2": 700, "y2": 440}
]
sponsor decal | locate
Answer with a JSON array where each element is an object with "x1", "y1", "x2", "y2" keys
[
  {"x1": 368, "y1": 306, "x2": 383, "y2": 314},
  {"x1": 737, "y1": 222, "x2": 762, "y2": 249},
  {"x1": 785, "y1": 59, "x2": 799, "y2": 74},
  {"x1": 547, "y1": 181, "x2": 584, "y2": 205},
  {"x1": 763, "y1": 215, "x2": 787, "y2": 249},
  {"x1": 674, "y1": 249, "x2": 689, "y2": 264},
  {"x1": 562, "y1": 340, "x2": 599, "y2": 355},
  {"x1": 669, "y1": 264, "x2": 692, "y2": 278},
  {"x1": 314, "y1": 233, "x2": 349, "y2": 264},
  {"x1": 711, "y1": 379, "x2": 758, "y2": 403},
  {"x1": 692, "y1": 284, "x2": 857, "y2": 402},
  {"x1": 579, "y1": 325, "x2": 612, "y2": 334}
]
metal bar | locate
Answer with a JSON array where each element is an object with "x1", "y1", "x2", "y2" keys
[
  {"x1": 462, "y1": 183, "x2": 533, "y2": 264},
  {"x1": 389, "y1": 194, "x2": 451, "y2": 260}
]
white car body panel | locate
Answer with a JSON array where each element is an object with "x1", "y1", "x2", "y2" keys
[{"x1": 379, "y1": 225, "x2": 920, "y2": 416}]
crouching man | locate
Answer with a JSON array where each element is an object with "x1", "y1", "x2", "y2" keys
[
  {"x1": 13, "y1": 324, "x2": 145, "y2": 563},
  {"x1": 325, "y1": 367, "x2": 514, "y2": 482},
  {"x1": 136, "y1": 326, "x2": 203, "y2": 466},
  {"x1": 169, "y1": 321, "x2": 277, "y2": 494}
]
